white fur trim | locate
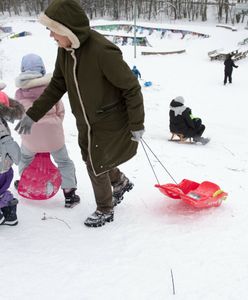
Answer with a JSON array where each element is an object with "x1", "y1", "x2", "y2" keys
[
  {"x1": 16, "y1": 73, "x2": 52, "y2": 89},
  {"x1": 39, "y1": 13, "x2": 80, "y2": 49}
]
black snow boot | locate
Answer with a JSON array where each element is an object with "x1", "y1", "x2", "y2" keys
[
  {"x1": 2, "y1": 201, "x2": 18, "y2": 226},
  {"x1": 63, "y1": 188, "x2": 80, "y2": 208},
  {"x1": 112, "y1": 174, "x2": 134, "y2": 206},
  {"x1": 84, "y1": 210, "x2": 114, "y2": 227},
  {"x1": 14, "y1": 180, "x2": 19, "y2": 190},
  {"x1": 0, "y1": 209, "x2": 5, "y2": 225}
]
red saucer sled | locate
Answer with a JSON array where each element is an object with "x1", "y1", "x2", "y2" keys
[
  {"x1": 155, "y1": 179, "x2": 228, "y2": 208},
  {"x1": 18, "y1": 153, "x2": 62, "y2": 200}
]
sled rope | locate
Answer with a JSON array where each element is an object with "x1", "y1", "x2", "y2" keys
[
  {"x1": 141, "y1": 138, "x2": 178, "y2": 184},
  {"x1": 140, "y1": 139, "x2": 160, "y2": 184}
]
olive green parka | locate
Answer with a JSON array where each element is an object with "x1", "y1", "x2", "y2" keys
[{"x1": 26, "y1": 0, "x2": 145, "y2": 176}]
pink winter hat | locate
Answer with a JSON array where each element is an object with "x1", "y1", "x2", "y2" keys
[{"x1": 0, "y1": 91, "x2": 10, "y2": 107}]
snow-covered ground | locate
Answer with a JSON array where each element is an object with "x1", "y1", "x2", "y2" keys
[{"x1": 0, "y1": 16, "x2": 248, "y2": 300}]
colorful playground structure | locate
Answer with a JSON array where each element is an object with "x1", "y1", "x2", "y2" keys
[{"x1": 92, "y1": 22, "x2": 209, "y2": 48}]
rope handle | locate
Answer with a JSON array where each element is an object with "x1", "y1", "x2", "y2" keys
[{"x1": 140, "y1": 138, "x2": 178, "y2": 185}]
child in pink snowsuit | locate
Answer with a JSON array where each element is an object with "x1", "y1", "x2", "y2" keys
[{"x1": 15, "y1": 53, "x2": 80, "y2": 207}]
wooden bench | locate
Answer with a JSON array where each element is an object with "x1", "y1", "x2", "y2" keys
[
  {"x1": 232, "y1": 52, "x2": 244, "y2": 61},
  {"x1": 216, "y1": 24, "x2": 237, "y2": 31},
  {"x1": 231, "y1": 50, "x2": 248, "y2": 61},
  {"x1": 238, "y1": 38, "x2": 248, "y2": 46},
  {"x1": 170, "y1": 133, "x2": 193, "y2": 143},
  {"x1": 208, "y1": 48, "x2": 224, "y2": 61},
  {"x1": 141, "y1": 49, "x2": 186, "y2": 55}
]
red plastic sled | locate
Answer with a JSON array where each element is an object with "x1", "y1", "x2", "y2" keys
[
  {"x1": 18, "y1": 153, "x2": 62, "y2": 200},
  {"x1": 155, "y1": 179, "x2": 227, "y2": 208}
]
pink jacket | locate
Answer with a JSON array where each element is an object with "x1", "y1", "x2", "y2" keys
[{"x1": 15, "y1": 74, "x2": 65, "y2": 153}]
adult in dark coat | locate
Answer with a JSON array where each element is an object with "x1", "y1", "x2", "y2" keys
[
  {"x1": 15, "y1": 0, "x2": 145, "y2": 227},
  {"x1": 169, "y1": 96, "x2": 209, "y2": 144},
  {"x1": 224, "y1": 54, "x2": 238, "y2": 85}
]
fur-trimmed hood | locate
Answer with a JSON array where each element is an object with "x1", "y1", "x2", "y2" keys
[
  {"x1": 39, "y1": 0, "x2": 90, "y2": 49},
  {"x1": 15, "y1": 73, "x2": 52, "y2": 89},
  {"x1": 0, "y1": 98, "x2": 25, "y2": 122}
]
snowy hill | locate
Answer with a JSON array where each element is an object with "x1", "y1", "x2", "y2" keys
[{"x1": 0, "y1": 17, "x2": 248, "y2": 300}]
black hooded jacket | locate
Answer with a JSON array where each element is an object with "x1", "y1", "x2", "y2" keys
[
  {"x1": 224, "y1": 56, "x2": 238, "y2": 74},
  {"x1": 169, "y1": 99, "x2": 195, "y2": 137}
]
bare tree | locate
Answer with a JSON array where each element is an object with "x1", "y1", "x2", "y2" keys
[{"x1": 0, "y1": 0, "x2": 244, "y2": 24}]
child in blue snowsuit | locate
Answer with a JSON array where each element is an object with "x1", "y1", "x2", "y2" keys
[
  {"x1": 132, "y1": 66, "x2": 141, "y2": 79},
  {"x1": 0, "y1": 89, "x2": 24, "y2": 225}
]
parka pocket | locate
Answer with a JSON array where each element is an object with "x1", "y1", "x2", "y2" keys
[
  {"x1": 96, "y1": 101, "x2": 121, "y2": 114},
  {"x1": 93, "y1": 106, "x2": 128, "y2": 131}
]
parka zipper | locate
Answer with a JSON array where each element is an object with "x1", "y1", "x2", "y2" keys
[{"x1": 69, "y1": 49, "x2": 108, "y2": 177}]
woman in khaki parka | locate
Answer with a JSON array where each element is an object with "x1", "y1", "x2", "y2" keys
[{"x1": 15, "y1": 0, "x2": 145, "y2": 227}]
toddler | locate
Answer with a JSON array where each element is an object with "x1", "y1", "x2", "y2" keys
[
  {"x1": 15, "y1": 54, "x2": 80, "y2": 207},
  {"x1": 0, "y1": 89, "x2": 24, "y2": 225}
]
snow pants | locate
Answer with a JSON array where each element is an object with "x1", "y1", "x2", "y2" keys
[
  {"x1": 224, "y1": 70, "x2": 233, "y2": 84},
  {"x1": 185, "y1": 119, "x2": 205, "y2": 138},
  {"x1": 0, "y1": 168, "x2": 15, "y2": 209},
  {"x1": 19, "y1": 144, "x2": 77, "y2": 190}
]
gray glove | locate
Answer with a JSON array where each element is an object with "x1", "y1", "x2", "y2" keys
[
  {"x1": 131, "y1": 129, "x2": 145, "y2": 142},
  {"x1": 15, "y1": 114, "x2": 34, "y2": 134},
  {"x1": 1, "y1": 136, "x2": 21, "y2": 165}
]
